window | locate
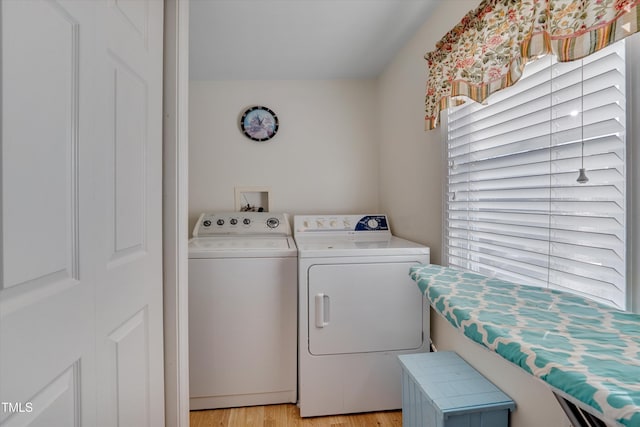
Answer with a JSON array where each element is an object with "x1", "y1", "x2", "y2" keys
[{"x1": 444, "y1": 41, "x2": 626, "y2": 309}]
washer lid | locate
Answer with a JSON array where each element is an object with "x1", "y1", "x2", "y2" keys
[
  {"x1": 188, "y1": 236, "x2": 297, "y2": 258},
  {"x1": 295, "y1": 235, "x2": 429, "y2": 258}
]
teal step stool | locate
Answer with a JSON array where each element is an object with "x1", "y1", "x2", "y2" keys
[{"x1": 398, "y1": 352, "x2": 515, "y2": 427}]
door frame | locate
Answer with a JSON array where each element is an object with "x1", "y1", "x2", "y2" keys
[{"x1": 163, "y1": 1, "x2": 190, "y2": 426}]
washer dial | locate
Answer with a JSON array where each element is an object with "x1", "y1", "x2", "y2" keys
[{"x1": 266, "y1": 217, "x2": 280, "y2": 229}]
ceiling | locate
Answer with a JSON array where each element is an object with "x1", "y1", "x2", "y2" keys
[{"x1": 189, "y1": 0, "x2": 442, "y2": 80}]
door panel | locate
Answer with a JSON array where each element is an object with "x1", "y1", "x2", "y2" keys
[
  {"x1": 19, "y1": 363, "x2": 80, "y2": 427},
  {"x1": 108, "y1": 309, "x2": 150, "y2": 427},
  {"x1": 308, "y1": 262, "x2": 424, "y2": 355},
  {"x1": 0, "y1": 1, "x2": 164, "y2": 426},
  {"x1": 113, "y1": 0, "x2": 148, "y2": 41},
  {"x1": 2, "y1": 0, "x2": 79, "y2": 291},
  {"x1": 110, "y1": 56, "x2": 147, "y2": 260}
]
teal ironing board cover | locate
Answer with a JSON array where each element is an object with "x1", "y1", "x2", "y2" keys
[{"x1": 410, "y1": 264, "x2": 640, "y2": 427}]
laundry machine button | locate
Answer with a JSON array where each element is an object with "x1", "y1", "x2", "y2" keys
[{"x1": 266, "y1": 217, "x2": 280, "y2": 229}]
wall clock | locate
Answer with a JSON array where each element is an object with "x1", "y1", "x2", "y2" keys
[{"x1": 240, "y1": 106, "x2": 279, "y2": 142}]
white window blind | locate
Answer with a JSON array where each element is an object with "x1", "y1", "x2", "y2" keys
[{"x1": 445, "y1": 41, "x2": 626, "y2": 309}]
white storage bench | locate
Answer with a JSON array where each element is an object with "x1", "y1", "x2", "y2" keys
[{"x1": 398, "y1": 352, "x2": 515, "y2": 427}]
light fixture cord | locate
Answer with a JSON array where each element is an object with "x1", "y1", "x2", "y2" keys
[{"x1": 581, "y1": 59, "x2": 584, "y2": 169}]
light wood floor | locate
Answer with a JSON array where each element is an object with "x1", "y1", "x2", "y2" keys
[{"x1": 190, "y1": 404, "x2": 402, "y2": 427}]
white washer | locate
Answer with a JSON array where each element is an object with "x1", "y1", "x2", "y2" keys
[
  {"x1": 294, "y1": 214, "x2": 430, "y2": 417},
  {"x1": 188, "y1": 212, "x2": 297, "y2": 410}
]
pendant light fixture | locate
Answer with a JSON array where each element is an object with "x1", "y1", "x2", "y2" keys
[{"x1": 577, "y1": 59, "x2": 589, "y2": 184}]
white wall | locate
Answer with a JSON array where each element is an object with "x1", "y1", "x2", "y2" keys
[
  {"x1": 189, "y1": 79, "x2": 379, "y2": 232},
  {"x1": 376, "y1": 0, "x2": 480, "y2": 265}
]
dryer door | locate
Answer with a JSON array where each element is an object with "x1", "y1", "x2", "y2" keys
[{"x1": 307, "y1": 261, "x2": 424, "y2": 355}]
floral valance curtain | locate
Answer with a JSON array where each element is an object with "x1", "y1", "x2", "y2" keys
[{"x1": 425, "y1": 0, "x2": 640, "y2": 130}]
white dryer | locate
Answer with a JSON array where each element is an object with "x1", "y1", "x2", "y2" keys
[
  {"x1": 188, "y1": 212, "x2": 297, "y2": 410},
  {"x1": 294, "y1": 214, "x2": 430, "y2": 417}
]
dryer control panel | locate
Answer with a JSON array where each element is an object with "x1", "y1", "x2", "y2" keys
[
  {"x1": 193, "y1": 212, "x2": 291, "y2": 237},
  {"x1": 294, "y1": 214, "x2": 390, "y2": 235}
]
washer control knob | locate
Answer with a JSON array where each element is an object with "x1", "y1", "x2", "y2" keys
[
  {"x1": 216, "y1": 219, "x2": 225, "y2": 226},
  {"x1": 266, "y1": 217, "x2": 280, "y2": 229},
  {"x1": 367, "y1": 218, "x2": 379, "y2": 229},
  {"x1": 203, "y1": 220, "x2": 212, "y2": 227},
  {"x1": 230, "y1": 218, "x2": 238, "y2": 225},
  {"x1": 243, "y1": 218, "x2": 251, "y2": 225}
]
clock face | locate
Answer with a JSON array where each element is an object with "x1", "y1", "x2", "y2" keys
[{"x1": 240, "y1": 106, "x2": 279, "y2": 142}]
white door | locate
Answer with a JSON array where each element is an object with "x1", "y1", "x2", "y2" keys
[
  {"x1": 307, "y1": 262, "x2": 424, "y2": 356},
  {"x1": 0, "y1": 1, "x2": 164, "y2": 426}
]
